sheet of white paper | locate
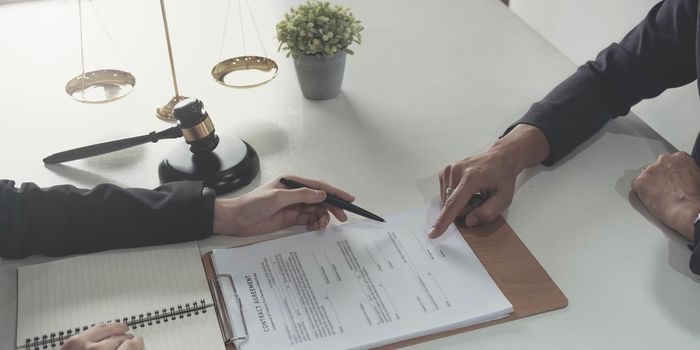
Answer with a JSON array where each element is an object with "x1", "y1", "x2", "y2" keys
[{"x1": 212, "y1": 204, "x2": 512, "y2": 350}]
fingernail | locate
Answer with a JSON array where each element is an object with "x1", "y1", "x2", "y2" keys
[
  {"x1": 126, "y1": 334, "x2": 134, "y2": 339},
  {"x1": 465, "y1": 215, "x2": 479, "y2": 227},
  {"x1": 427, "y1": 227, "x2": 437, "y2": 239},
  {"x1": 316, "y1": 190, "x2": 326, "y2": 199}
]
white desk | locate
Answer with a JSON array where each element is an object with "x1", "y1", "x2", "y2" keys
[{"x1": 0, "y1": 0, "x2": 698, "y2": 349}]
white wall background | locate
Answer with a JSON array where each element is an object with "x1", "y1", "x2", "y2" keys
[{"x1": 510, "y1": 0, "x2": 700, "y2": 152}]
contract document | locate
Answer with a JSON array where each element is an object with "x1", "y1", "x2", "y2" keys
[{"x1": 211, "y1": 204, "x2": 512, "y2": 350}]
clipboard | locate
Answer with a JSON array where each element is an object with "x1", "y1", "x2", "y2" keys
[{"x1": 201, "y1": 216, "x2": 567, "y2": 349}]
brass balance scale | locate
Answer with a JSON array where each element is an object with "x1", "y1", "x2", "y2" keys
[{"x1": 54, "y1": 0, "x2": 278, "y2": 194}]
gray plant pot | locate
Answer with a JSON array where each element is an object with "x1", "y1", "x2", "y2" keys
[{"x1": 293, "y1": 51, "x2": 346, "y2": 100}]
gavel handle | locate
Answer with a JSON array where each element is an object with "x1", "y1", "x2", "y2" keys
[{"x1": 43, "y1": 127, "x2": 183, "y2": 164}]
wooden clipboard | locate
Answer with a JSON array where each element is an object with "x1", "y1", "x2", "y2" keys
[{"x1": 201, "y1": 216, "x2": 567, "y2": 349}]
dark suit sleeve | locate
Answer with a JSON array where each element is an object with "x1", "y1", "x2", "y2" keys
[
  {"x1": 0, "y1": 180, "x2": 215, "y2": 259},
  {"x1": 691, "y1": 233, "x2": 700, "y2": 274},
  {"x1": 505, "y1": 0, "x2": 698, "y2": 165}
]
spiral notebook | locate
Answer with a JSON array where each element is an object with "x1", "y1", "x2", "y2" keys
[{"x1": 15, "y1": 242, "x2": 224, "y2": 350}]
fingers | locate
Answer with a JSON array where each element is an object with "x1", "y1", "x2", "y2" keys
[
  {"x1": 448, "y1": 164, "x2": 462, "y2": 190},
  {"x1": 649, "y1": 152, "x2": 695, "y2": 171},
  {"x1": 464, "y1": 190, "x2": 511, "y2": 227},
  {"x1": 117, "y1": 337, "x2": 144, "y2": 350},
  {"x1": 95, "y1": 334, "x2": 132, "y2": 350},
  {"x1": 441, "y1": 163, "x2": 462, "y2": 205},
  {"x1": 631, "y1": 170, "x2": 646, "y2": 194},
  {"x1": 292, "y1": 205, "x2": 330, "y2": 230},
  {"x1": 633, "y1": 157, "x2": 664, "y2": 195},
  {"x1": 669, "y1": 151, "x2": 697, "y2": 169},
  {"x1": 322, "y1": 203, "x2": 348, "y2": 222},
  {"x1": 278, "y1": 175, "x2": 355, "y2": 202},
  {"x1": 674, "y1": 151, "x2": 692, "y2": 160},
  {"x1": 283, "y1": 201, "x2": 346, "y2": 227},
  {"x1": 429, "y1": 179, "x2": 481, "y2": 239},
  {"x1": 309, "y1": 206, "x2": 331, "y2": 229},
  {"x1": 440, "y1": 163, "x2": 472, "y2": 218},
  {"x1": 82, "y1": 323, "x2": 129, "y2": 342},
  {"x1": 292, "y1": 211, "x2": 317, "y2": 229},
  {"x1": 281, "y1": 205, "x2": 331, "y2": 230},
  {"x1": 274, "y1": 188, "x2": 327, "y2": 208},
  {"x1": 270, "y1": 175, "x2": 354, "y2": 223},
  {"x1": 59, "y1": 337, "x2": 84, "y2": 350},
  {"x1": 448, "y1": 165, "x2": 470, "y2": 216},
  {"x1": 439, "y1": 170, "x2": 444, "y2": 204},
  {"x1": 439, "y1": 164, "x2": 451, "y2": 204}
]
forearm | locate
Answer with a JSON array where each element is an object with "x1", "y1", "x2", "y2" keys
[
  {"x1": 0, "y1": 180, "x2": 215, "y2": 259},
  {"x1": 508, "y1": 0, "x2": 697, "y2": 166}
]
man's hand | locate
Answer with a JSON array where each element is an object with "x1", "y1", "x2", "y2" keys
[
  {"x1": 213, "y1": 175, "x2": 355, "y2": 236},
  {"x1": 61, "y1": 323, "x2": 143, "y2": 350},
  {"x1": 632, "y1": 151, "x2": 700, "y2": 241},
  {"x1": 430, "y1": 151, "x2": 520, "y2": 238},
  {"x1": 429, "y1": 124, "x2": 550, "y2": 239}
]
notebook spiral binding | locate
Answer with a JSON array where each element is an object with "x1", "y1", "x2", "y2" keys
[{"x1": 18, "y1": 299, "x2": 214, "y2": 350}]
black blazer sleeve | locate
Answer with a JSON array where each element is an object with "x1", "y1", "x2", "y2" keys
[
  {"x1": 503, "y1": 0, "x2": 700, "y2": 274},
  {"x1": 692, "y1": 230, "x2": 700, "y2": 274},
  {"x1": 505, "y1": 0, "x2": 698, "y2": 165},
  {"x1": 0, "y1": 180, "x2": 215, "y2": 259}
]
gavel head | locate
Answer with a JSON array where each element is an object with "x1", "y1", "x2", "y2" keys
[{"x1": 172, "y1": 98, "x2": 220, "y2": 155}]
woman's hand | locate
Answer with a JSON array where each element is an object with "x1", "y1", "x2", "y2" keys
[
  {"x1": 213, "y1": 175, "x2": 355, "y2": 236},
  {"x1": 429, "y1": 124, "x2": 550, "y2": 239},
  {"x1": 632, "y1": 151, "x2": 700, "y2": 241},
  {"x1": 61, "y1": 323, "x2": 143, "y2": 350}
]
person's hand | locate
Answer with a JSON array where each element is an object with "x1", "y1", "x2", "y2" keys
[
  {"x1": 61, "y1": 323, "x2": 143, "y2": 350},
  {"x1": 429, "y1": 150, "x2": 520, "y2": 239},
  {"x1": 428, "y1": 124, "x2": 550, "y2": 239},
  {"x1": 632, "y1": 151, "x2": 700, "y2": 241},
  {"x1": 213, "y1": 175, "x2": 355, "y2": 236}
]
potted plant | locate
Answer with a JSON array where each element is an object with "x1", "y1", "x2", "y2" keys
[{"x1": 276, "y1": 0, "x2": 363, "y2": 100}]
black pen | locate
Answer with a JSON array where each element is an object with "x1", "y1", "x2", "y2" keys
[{"x1": 279, "y1": 178, "x2": 385, "y2": 223}]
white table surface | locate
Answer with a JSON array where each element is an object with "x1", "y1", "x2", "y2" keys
[{"x1": 0, "y1": 0, "x2": 698, "y2": 349}]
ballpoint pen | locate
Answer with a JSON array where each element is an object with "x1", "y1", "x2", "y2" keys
[{"x1": 279, "y1": 178, "x2": 385, "y2": 223}]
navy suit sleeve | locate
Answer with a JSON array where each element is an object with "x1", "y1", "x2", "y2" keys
[
  {"x1": 692, "y1": 233, "x2": 700, "y2": 274},
  {"x1": 0, "y1": 180, "x2": 215, "y2": 259},
  {"x1": 505, "y1": 0, "x2": 698, "y2": 165}
]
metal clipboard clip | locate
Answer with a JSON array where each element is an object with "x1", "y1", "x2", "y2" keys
[{"x1": 208, "y1": 273, "x2": 249, "y2": 345}]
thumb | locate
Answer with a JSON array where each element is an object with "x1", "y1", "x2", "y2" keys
[
  {"x1": 464, "y1": 191, "x2": 511, "y2": 227},
  {"x1": 275, "y1": 188, "x2": 327, "y2": 208}
]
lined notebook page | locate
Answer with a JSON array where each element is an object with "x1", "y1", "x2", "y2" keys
[{"x1": 16, "y1": 242, "x2": 224, "y2": 350}]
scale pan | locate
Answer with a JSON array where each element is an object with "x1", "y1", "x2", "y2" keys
[
  {"x1": 65, "y1": 69, "x2": 135, "y2": 103},
  {"x1": 211, "y1": 56, "x2": 278, "y2": 89}
]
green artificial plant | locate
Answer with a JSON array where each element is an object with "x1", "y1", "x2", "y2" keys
[{"x1": 276, "y1": 0, "x2": 363, "y2": 58}]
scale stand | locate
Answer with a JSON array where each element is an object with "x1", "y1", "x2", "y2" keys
[{"x1": 154, "y1": 2, "x2": 261, "y2": 193}]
